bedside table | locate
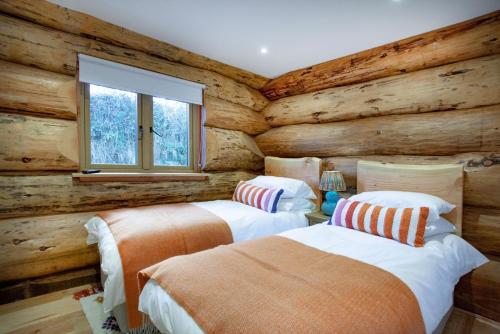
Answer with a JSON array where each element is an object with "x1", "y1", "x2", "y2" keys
[{"x1": 305, "y1": 211, "x2": 330, "y2": 226}]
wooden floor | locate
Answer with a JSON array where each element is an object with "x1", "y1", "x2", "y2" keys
[
  {"x1": 0, "y1": 285, "x2": 499, "y2": 334},
  {"x1": 445, "y1": 309, "x2": 500, "y2": 334},
  {"x1": 0, "y1": 285, "x2": 92, "y2": 334}
]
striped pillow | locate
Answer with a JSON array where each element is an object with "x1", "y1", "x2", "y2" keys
[
  {"x1": 329, "y1": 198, "x2": 430, "y2": 247},
  {"x1": 232, "y1": 181, "x2": 284, "y2": 213}
]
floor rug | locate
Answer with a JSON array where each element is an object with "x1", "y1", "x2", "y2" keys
[{"x1": 77, "y1": 288, "x2": 122, "y2": 334}]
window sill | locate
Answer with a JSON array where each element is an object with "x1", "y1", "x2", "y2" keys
[{"x1": 72, "y1": 172, "x2": 209, "y2": 183}]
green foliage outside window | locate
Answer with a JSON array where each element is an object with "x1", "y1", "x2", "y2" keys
[
  {"x1": 88, "y1": 84, "x2": 190, "y2": 167},
  {"x1": 153, "y1": 97, "x2": 189, "y2": 166},
  {"x1": 90, "y1": 85, "x2": 137, "y2": 165}
]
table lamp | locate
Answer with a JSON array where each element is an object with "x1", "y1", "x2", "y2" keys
[{"x1": 319, "y1": 171, "x2": 346, "y2": 216}]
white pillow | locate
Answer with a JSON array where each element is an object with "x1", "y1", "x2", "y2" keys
[
  {"x1": 247, "y1": 176, "x2": 317, "y2": 199},
  {"x1": 425, "y1": 217, "x2": 456, "y2": 239},
  {"x1": 426, "y1": 233, "x2": 488, "y2": 277},
  {"x1": 350, "y1": 191, "x2": 455, "y2": 222},
  {"x1": 277, "y1": 198, "x2": 316, "y2": 212}
]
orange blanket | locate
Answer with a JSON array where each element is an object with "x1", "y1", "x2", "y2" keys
[
  {"x1": 97, "y1": 203, "x2": 233, "y2": 329},
  {"x1": 139, "y1": 236, "x2": 425, "y2": 334}
]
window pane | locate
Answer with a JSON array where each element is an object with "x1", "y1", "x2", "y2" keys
[
  {"x1": 89, "y1": 84, "x2": 138, "y2": 165},
  {"x1": 152, "y1": 97, "x2": 190, "y2": 167}
]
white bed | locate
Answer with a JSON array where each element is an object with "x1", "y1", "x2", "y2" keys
[
  {"x1": 139, "y1": 223, "x2": 488, "y2": 334},
  {"x1": 85, "y1": 156, "x2": 323, "y2": 330},
  {"x1": 137, "y1": 161, "x2": 489, "y2": 334},
  {"x1": 86, "y1": 199, "x2": 309, "y2": 312}
]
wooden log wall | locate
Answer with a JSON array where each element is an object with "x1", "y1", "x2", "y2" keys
[
  {"x1": 0, "y1": 60, "x2": 76, "y2": 120},
  {"x1": 0, "y1": 0, "x2": 269, "y2": 90},
  {"x1": 255, "y1": 12, "x2": 500, "y2": 321},
  {"x1": 257, "y1": 106, "x2": 500, "y2": 157},
  {"x1": 0, "y1": 113, "x2": 79, "y2": 171},
  {"x1": 204, "y1": 128, "x2": 265, "y2": 171},
  {"x1": 0, "y1": 212, "x2": 98, "y2": 282},
  {"x1": 261, "y1": 10, "x2": 500, "y2": 100},
  {"x1": 262, "y1": 55, "x2": 500, "y2": 127},
  {"x1": 0, "y1": 1, "x2": 268, "y2": 290},
  {"x1": 0, "y1": 14, "x2": 268, "y2": 111}
]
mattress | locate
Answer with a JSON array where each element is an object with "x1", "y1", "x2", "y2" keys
[
  {"x1": 85, "y1": 200, "x2": 309, "y2": 312},
  {"x1": 139, "y1": 223, "x2": 488, "y2": 334}
]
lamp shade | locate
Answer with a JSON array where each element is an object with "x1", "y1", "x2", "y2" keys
[{"x1": 319, "y1": 171, "x2": 346, "y2": 192}]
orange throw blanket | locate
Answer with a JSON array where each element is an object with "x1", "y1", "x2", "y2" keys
[
  {"x1": 97, "y1": 203, "x2": 233, "y2": 329},
  {"x1": 139, "y1": 236, "x2": 425, "y2": 334}
]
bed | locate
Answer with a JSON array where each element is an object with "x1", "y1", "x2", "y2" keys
[
  {"x1": 85, "y1": 156, "x2": 323, "y2": 332},
  {"x1": 138, "y1": 160, "x2": 488, "y2": 334}
]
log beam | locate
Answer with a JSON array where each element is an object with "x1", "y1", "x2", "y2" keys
[
  {"x1": 263, "y1": 55, "x2": 500, "y2": 127},
  {"x1": 261, "y1": 10, "x2": 500, "y2": 100},
  {"x1": 204, "y1": 127, "x2": 264, "y2": 171},
  {"x1": 324, "y1": 153, "x2": 500, "y2": 209},
  {"x1": 455, "y1": 260, "x2": 500, "y2": 322},
  {"x1": 0, "y1": 212, "x2": 98, "y2": 281},
  {"x1": 0, "y1": 171, "x2": 258, "y2": 219},
  {"x1": 256, "y1": 106, "x2": 500, "y2": 157},
  {"x1": 0, "y1": 0, "x2": 269, "y2": 90},
  {"x1": 0, "y1": 14, "x2": 268, "y2": 111},
  {"x1": 0, "y1": 60, "x2": 76, "y2": 120},
  {"x1": 205, "y1": 96, "x2": 270, "y2": 135},
  {"x1": 463, "y1": 206, "x2": 500, "y2": 258},
  {"x1": 0, "y1": 113, "x2": 79, "y2": 171},
  {"x1": 0, "y1": 267, "x2": 99, "y2": 304}
]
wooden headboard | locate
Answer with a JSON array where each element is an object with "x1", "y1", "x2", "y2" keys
[
  {"x1": 357, "y1": 160, "x2": 464, "y2": 235},
  {"x1": 265, "y1": 157, "x2": 323, "y2": 207}
]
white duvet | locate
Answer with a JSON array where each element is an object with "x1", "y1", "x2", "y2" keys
[
  {"x1": 139, "y1": 223, "x2": 488, "y2": 334},
  {"x1": 85, "y1": 200, "x2": 309, "y2": 312}
]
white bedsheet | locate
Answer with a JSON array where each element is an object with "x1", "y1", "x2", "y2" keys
[
  {"x1": 139, "y1": 223, "x2": 488, "y2": 334},
  {"x1": 85, "y1": 200, "x2": 309, "y2": 312}
]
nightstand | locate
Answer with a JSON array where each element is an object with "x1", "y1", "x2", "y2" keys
[{"x1": 305, "y1": 211, "x2": 330, "y2": 226}]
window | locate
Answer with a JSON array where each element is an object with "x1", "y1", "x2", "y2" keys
[
  {"x1": 81, "y1": 83, "x2": 200, "y2": 172},
  {"x1": 152, "y1": 97, "x2": 191, "y2": 167},
  {"x1": 77, "y1": 55, "x2": 204, "y2": 174}
]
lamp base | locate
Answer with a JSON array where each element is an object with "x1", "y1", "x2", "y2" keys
[{"x1": 321, "y1": 191, "x2": 341, "y2": 216}]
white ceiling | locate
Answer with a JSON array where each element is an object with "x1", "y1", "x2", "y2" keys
[{"x1": 49, "y1": 0, "x2": 500, "y2": 78}]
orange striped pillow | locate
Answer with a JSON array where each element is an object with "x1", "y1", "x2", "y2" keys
[{"x1": 329, "y1": 199, "x2": 429, "y2": 247}]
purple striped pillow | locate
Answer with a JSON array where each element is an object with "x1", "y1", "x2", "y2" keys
[{"x1": 232, "y1": 181, "x2": 284, "y2": 213}]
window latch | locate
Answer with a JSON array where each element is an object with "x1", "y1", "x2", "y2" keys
[
  {"x1": 150, "y1": 126, "x2": 164, "y2": 138},
  {"x1": 138, "y1": 125, "x2": 143, "y2": 140}
]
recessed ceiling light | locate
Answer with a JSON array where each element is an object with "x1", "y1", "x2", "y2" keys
[{"x1": 260, "y1": 47, "x2": 268, "y2": 54}]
